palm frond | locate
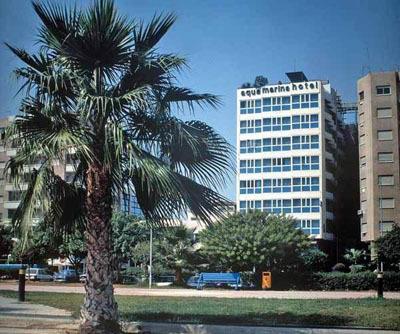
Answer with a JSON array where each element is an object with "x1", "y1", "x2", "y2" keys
[{"x1": 134, "y1": 13, "x2": 176, "y2": 52}]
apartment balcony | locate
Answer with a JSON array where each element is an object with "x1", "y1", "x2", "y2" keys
[
  {"x1": 66, "y1": 164, "x2": 76, "y2": 172},
  {"x1": 326, "y1": 172, "x2": 335, "y2": 181},
  {"x1": 6, "y1": 149, "x2": 17, "y2": 157},
  {"x1": 326, "y1": 192, "x2": 334, "y2": 200},
  {"x1": 4, "y1": 201, "x2": 20, "y2": 209},
  {"x1": 325, "y1": 151, "x2": 335, "y2": 162},
  {"x1": 326, "y1": 211, "x2": 334, "y2": 220},
  {"x1": 5, "y1": 183, "x2": 28, "y2": 191}
]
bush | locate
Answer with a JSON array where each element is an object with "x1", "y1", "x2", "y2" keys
[
  {"x1": 312, "y1": 271, "x2": 400, "y2": 291},
  {"x1": 332, "y1": 263, "x2": 346, "y2": 272},
  {"x1": 349, "y1": 264, "x2": 366, "y2": 273}
]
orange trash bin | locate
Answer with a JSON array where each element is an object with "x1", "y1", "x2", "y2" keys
[{"x1": 262, "y1": 271, "x2": 272, "y2": 289}]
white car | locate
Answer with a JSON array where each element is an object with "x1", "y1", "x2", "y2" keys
[{"x1": 25, "y1": 268, "x2": 53, "y2": 281}]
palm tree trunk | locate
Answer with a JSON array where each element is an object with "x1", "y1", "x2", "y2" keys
[{"x1": 80, "y1": 162, "x2": 120, "y2": 334}]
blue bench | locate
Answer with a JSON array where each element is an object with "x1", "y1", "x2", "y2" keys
[{"x1": 197, "y1": 272, "x2": 241, "y2": 290}]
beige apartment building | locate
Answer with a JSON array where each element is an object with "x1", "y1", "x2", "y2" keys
[
  {"x1": 0, "y1": 116, "x2": 76, "y2": 225},
  {"x1": 358, "y1": 71, "x2": 400, "y2": 252}
]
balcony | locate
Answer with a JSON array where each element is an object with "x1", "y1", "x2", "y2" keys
[{"x1": 4, "y1": 201, "x2": 20, "y2": 209}]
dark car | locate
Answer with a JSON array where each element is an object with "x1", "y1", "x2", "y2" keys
[{"x1": 53, "y1": 269, "x2": 79, "y2": 282}]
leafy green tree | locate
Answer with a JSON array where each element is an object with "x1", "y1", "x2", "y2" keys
[
  {"x1": 301, "y1": 247, "x2": 328, "y2": 272},
  {"x1": 0, "y1": 225, "x2": 14, "y2": 258},
  {"x1": 6, "y1": 1, "x2": 232, "y2": 332},
  {"x1": 199, "y1": 211, "x2": 310, "y2": 286},
  {"x1": 376, "y1": 225, "x2": 400, "y2": 271},
  {"x1": 111, "y1": 212, "x2": 148, "y2": 281},
  {"x1": 59, "y1": 228, "x2": 86, "y2": 275},
  {"x1": 156, "y1": 225, "x2": 195, "y2": 284}
]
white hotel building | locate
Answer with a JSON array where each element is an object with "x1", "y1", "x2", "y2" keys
[{"x1": 237, "y1": 72, "x2": 344, "y2": 240}]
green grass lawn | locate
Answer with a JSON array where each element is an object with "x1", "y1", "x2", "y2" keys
[{"x1": 1, "y1": 290, "x2": 399, "y2": 330}]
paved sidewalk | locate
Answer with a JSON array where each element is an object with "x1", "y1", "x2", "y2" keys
[
  {"x1": 1, "y1": 282, "x2": 400, "y2": 299},
  {"x1": 0, "y1": 296, "x2": 78, "y2": 333}
]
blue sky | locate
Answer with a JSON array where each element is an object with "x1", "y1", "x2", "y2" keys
[{"x1": 0, "y1": 0, "x2": 399, "y2": 200}]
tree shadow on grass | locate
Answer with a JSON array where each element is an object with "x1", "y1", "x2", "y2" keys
[{"x1": 120, "y1": 311, "x2": 353, "y2": 328}]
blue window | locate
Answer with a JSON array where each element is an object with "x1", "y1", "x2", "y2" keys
[
  {"x1": 293, "y1": 199, "x2": 301, "y2": 213},
  {"x1": 282, "y1": 117, "x2": 291, "y2": 130},
  {"x1": 311, "y1": 156, "x2": 319, "y2": 169},
  {"x1": 283, "y1": 179, "x2": 291, "y2": 192},
  {"x1": 282, "y1": 96, "x2": 290, "y2": 110},
  {"x1": 263, "y1": 200, "x2": 272, "y2": 212},
  {"x1": 311, "y1": 114, "x2": 319, "y2": 128},
  {"x1": 282, "y1": 137, "x2": 291, "y2": 151},
  {"x1": 292, "y1": 95, "x2": 300, "y2": 109},
  {"x1": 310, "y1": 94, "x2": 319, "y2": 108},
  {"x1": 293, "y1": 178, "x2": 301, "y2": 192},
  {"x1": 292, "y1": 136, "x2": 300, "y2": 150},
  {"x1": 292, "y1": 157, "x2": 301, "y2": 170},
  {"x1": 282, "y1": 158, "x2": 291, "y2": 171},
  {"x1": 263, "y1": 138, "x2": 271, "y2": 152},
  {"x1": 311, "y1": 135, "x2": 319, "y2": 149},
  {"x1": 255, "y1": 200, "x2": 262, "y2": 209},
  {"x1": 311, "y1": 198, "x2": 320, "y2": 212},
  {"x1": 311, "y1": 219, "x2": 320, "y2": 234},
  {"x1": 263, "y1": 179, "x2": 271, "y2": 193},
  {"x1": 263, "y1": 118, "x2": 271, "y2": 131},
  {"x1": 263, "y1": 159, "x2": 271, "y2": 172},
  {"x1": 302, "y1": 199, "x2": 311, "y2": 213},
  {"x1": 311, "y1": 177, "x2": 319, "y2": 191},
  {"x1": 263, "y1": 98, "x2": 271, "y2": 112},
  {"x1": 255, "y1": 159, "x2": 261, "y2": 173},
  {"x1": 240, "y1": 160, "x2": 246, "y2": 173},
  {"x1": 283, "y1": 199, "x2": 291, "y2": 213}
]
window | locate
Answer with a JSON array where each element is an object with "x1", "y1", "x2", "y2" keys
[
  {"x1": 377, "y1": 108, "x2": 392, "y2": 118},
  {"x1": 7, "y1": 209, "x2": 17, "y2": 220},
  {"x1": 360, "y1": 156, "x2": 366, "y2": 168},
  {"x1": 358, "y1": 91, "x2": 364, "y2": 101},
  {"x1": 380, "y1": 221, "x2": 394, "y2": 236},
  {"x1": 359, "y1": 134, "x2": 365, "y2": 145},
  {"x1": 239, "y1": 99, "x2": 262, "y2": 114},
  {"x1": 378, "y1": 175, "x2": 394, "y2": 186},
  {"x1": 377, "y1": 130, "x2": 393, "y2": 141},
  {"x1": 379, "y1": 198, "x2": 395, "y2": 209},
  {"x1": 378, "y1": 152, "x2": 393, "y2": 162},
  {"x1": 360, "y1": 178, "x2": 366, "y2": 192},
  {"x1": 8, "y1": 191, "x2": 23, "y2": 202},
  {"x1": 376, "y1": 85, "x2": 391, "y2": 95}
]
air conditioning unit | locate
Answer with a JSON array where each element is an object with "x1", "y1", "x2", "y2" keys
[{"x1": 357, "y1": 209, "x2": 363, "y2": 216}]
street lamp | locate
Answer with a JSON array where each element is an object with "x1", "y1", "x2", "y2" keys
[{"x1": 149, "y1": 223, "x2": 153, "y2": 289}]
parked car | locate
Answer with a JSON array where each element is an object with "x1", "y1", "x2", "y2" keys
[
  {"x1": 53, "y1": 269, "x2": 79, "y2": 282},
  {"x1": 79, "y1": 273, "x2": 87, "y2": 283},
  {"x1": 25, "y1": 268, "x2": 53, "y2": 281},
  {"x1": 155, "y1": 275, "x2": 175, "y2": 287}
]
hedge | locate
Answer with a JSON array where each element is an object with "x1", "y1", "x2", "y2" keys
[{"x1": 312, "y1": 271, "x2": 400, "y2": 291}]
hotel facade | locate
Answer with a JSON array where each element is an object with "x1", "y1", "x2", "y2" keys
[{"x1": 237, "y1": 72, "x2": 345, "y2": 240}]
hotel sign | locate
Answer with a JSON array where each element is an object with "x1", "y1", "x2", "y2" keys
[{"x1": 240, "y1": 81, "x2": 319, "y2": 97}]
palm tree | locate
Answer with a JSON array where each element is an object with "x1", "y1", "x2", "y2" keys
[{"x1": 5, "y1": 1, "x2": 233, "y2": 333}]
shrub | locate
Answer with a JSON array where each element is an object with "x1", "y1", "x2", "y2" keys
[
  {"x1": 301, "y1": 248, "x2": 329, "y2": 272},
  {"x1": 349, "y1": 264, "x2": 366, "y2": 273},
  {"x1": 332, "y1": 263, "x2": 346, "y2": 272},
  {"x1": 312, "y1": 271, "x2": 400, "y2": 291}
]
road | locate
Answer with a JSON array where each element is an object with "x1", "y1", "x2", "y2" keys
[{"x1": 1, "y1": 281, "x2": 400, "y2": 299}]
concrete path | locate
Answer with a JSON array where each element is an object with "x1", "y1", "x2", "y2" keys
[
  {"x1": 0, "y1": 296, "x2": 78, "y2": 333},
  {"x1": 1, "y1": 282, "x2": 400, "y2": 299}
]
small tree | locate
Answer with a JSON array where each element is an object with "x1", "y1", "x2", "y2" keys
[
  {"x1": 156, "y1": 225, "x2": 195, "y2": 284},
  {"x1": 199, "y1": 211, "x2": 310, "y2": 287},
  {"x1": 301, "y1": 247, "x2": 328, "y2": 272},
  {"x1": 344, "y1": 248, "x2": 367, "y2": 265},
  {"x1": 376, "y1": 225, "x2": 400, "y2": 271}
]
